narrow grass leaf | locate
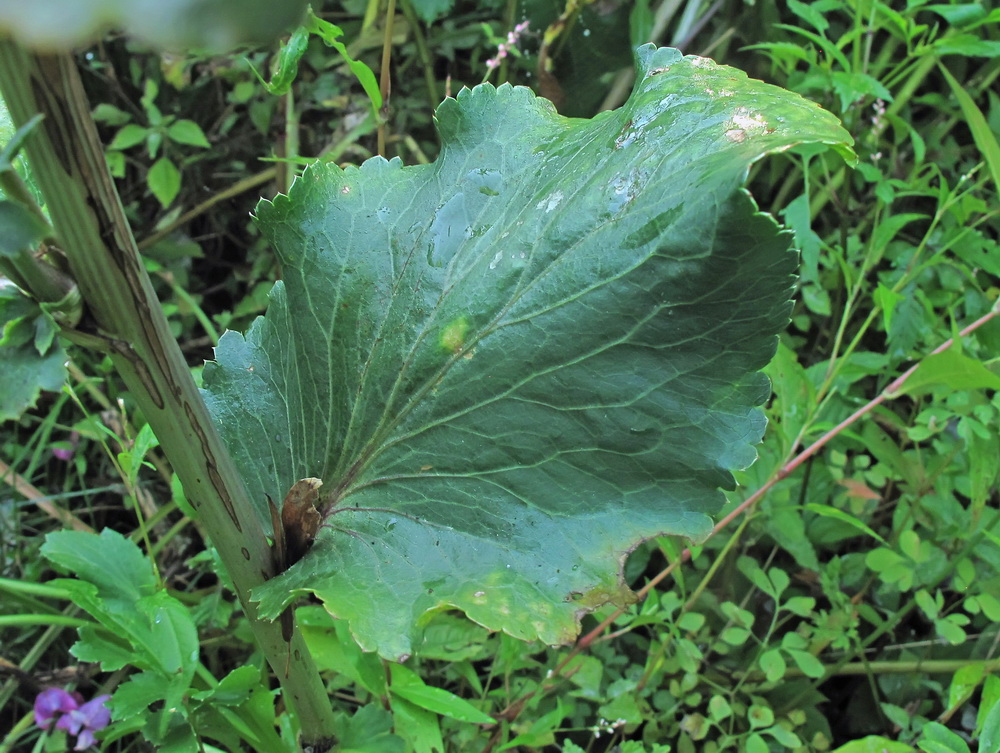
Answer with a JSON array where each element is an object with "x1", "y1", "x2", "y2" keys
[
  {"x1": 390, "y1": 665, "x2": 494, "y2": 724},
  {"x1": 978, "y1": 676, "x2": 1000, "y2": 750},
  {"x1": 937, "y1": 61, "x2": 1000, "y2": 193},
  {"x1": 892, "y1": 342, "x2": 1000, "y2": 396},
  {"x1": 805, "y1": 503, "x2": 887, "y2": 544}
]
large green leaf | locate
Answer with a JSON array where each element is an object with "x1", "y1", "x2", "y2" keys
[
  {"x1": 0, "y1": 0, "x2": 307, "y2": 51},
  {"x1": 203, "y1": 45, "x2": 854, "y2": 659}
]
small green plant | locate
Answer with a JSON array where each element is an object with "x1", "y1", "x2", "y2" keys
[{"x1": 99, "y1": 79, "x2": 212, "y2": 208}]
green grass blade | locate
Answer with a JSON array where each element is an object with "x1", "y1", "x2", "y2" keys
[{"x1": 937, "y1": 60, "x2": 1000, "y2": 193}]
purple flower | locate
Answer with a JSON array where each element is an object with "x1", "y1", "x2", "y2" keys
[
  {"x1": 52, "y1": 431, "x2": 80, "y2": 462},
  {"x1": 34, "y1": 688, "x2": 111, "y2": 750},
  {"x1": 485, "y1": 20, "x2": 530, "y2": 73},
  {"x1": 34, "y1": 688, "x2": 82, "y2": 727}
]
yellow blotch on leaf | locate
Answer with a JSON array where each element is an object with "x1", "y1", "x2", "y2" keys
[{"x1": 439, "y1": 316, "x2": 469, "y2": 354}]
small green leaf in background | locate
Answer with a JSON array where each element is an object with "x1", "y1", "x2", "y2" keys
[
  {"x1": 0, "y1": 280, "x2": 66, "y2": 422},
  {"x1": 963, "y1": 422, "x2": 1000, "y2": 515},
  {"x1": 747, "y1": 704, "x2": 774, "y2": 729},
  {"x1": 830, "y1": 70, "x2": 893, "y2": 112},
  {"x1": 190, "y1": 665, "x2": 261, "y2": 705},
  {"x1": 924, "y1": 5, "x2": 990, "y2": 26},
  {"x1": 866, "y1": 546, "x2": 916, "y2": 590},
  {"x1": 112, "y1": 671, "x2": 171, "y2": 719},
  {"x1": 92, "y1": 103, "x2": 132, "y2": 126},
  {"x1": 44, "y1": 530, "x2": 203, "y2": 747},
  {"x1": 304, "y1": 10, "x2": 382, "y2": 113},
  {"x1": 299, "y1": 607, "x2": 388, "y2": 695},
  {"x1": 390, "y1": 664, "x2": 494, "y2": 724},
  {"x1": 969, "y1": 592, "x2": 1000, "y2": 621},
  {"x1": 786, "y1": 0, "x2": 830, "y2": 33},
  {"x1": 251, "y1": 14, "x2": 381, "y2": 115},
  {"x1": 499, "y1": 700, "x2": 566, "y2": 750},
  {"x1": 0, "y1": 198, "x2": 48, "y2": 254},
  {"x1": 118, "y1": 421, "x2": 160, "y2": 488},
  {"x1": 763, "y1": 724, "x2": 802, "y2": 749},
  {"x1": 886, "y1": 287, "x2": 927, "y2": 357},
  {"x1": 738, "y1": 556, "x2": 778, "y2": 597},
  {"x1": 165, "y1": 119, "x2": 210, "y2": 148},
  {"x1": 407, "y1": 0, "x2": 454, "y2": 24},
  {"x1": 933, "y1": 34, "x2": 1000, "y2": 58},
  {"x1": 831, "y1": 737, "x2": 915, "y2": 753},
  {"x1": 109, "y1": 123, "x2": 149, "y2": 151},
  {"x1": 147, "y1": 157, "x2": 181, "y2": 208},
  {"x1": 917, "y1": 721, "x2": 971, "y2": 753},
  {"x1": 869, "y1": 213, "x2": 926, "y2": 269},
  {"x1": 938, "y1": 61, "x2": 1000, "y2": 194},
  {"x1": 978, "y1": 675, "x2": 1000, "y2": 752},
  {"x1": 250, "y1": 26, "x2": 310, "y2": 96},
  {"x1": 805, "y1": 503, "x2": 887, "y2": 544},
  {"x1": 708, "y1": 695, "x2": 732, "y2": 721},
  {"x1": 0, "y1": 109, "x2": 35, "y2": 157},
  {"x1": 780, "y1": 193, "x2": 822, "y2": 284},
  {"x1": 782, "y1": 633, "x2": 825, "y2": 678},
  {"x1": 388, "y1": 696, "x2": 444, "y2": 753},
  {"x1": 764, "y1": 341, "x2": 816, "y2": 451},
  {"x1": 336, "y1": 704, "x2": 406, "y2": 753},
  {"x1": 892, "y1": 341, "x2": 1000, "y2": 396},
  {"x1": 758, "y1": 649, "x2": 786, "y2": 683},
  {"x1": 41, "y1": 529, "x2": 199, "y2": 701},
  {"x1": 874, "y1": 282, "x2": 905, "y2": 333},
  {"x1": 629, "y1": 0, "x2": 653, "y2": 46},
  {"x1": 943, "y1": 664, "x2": 985, "y2": 722}
]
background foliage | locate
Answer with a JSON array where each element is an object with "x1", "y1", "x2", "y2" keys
[{"x1": 2, "y1": 1, "x2": 999, "y2": 752}]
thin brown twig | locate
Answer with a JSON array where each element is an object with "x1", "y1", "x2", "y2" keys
[
  {"x1": 0, "y1": 459, "x2": 93, "y2": 532},
  {"x1": 137, "y1": 167, "x2": 277, "y2": 251},
  {"x1": 377, "y1": 0, "x2": 397, "y2": 157}
]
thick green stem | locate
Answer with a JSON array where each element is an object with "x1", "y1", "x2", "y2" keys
[{"x1": 0, "y1": 40, "x2": 336, "y2": 750}]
